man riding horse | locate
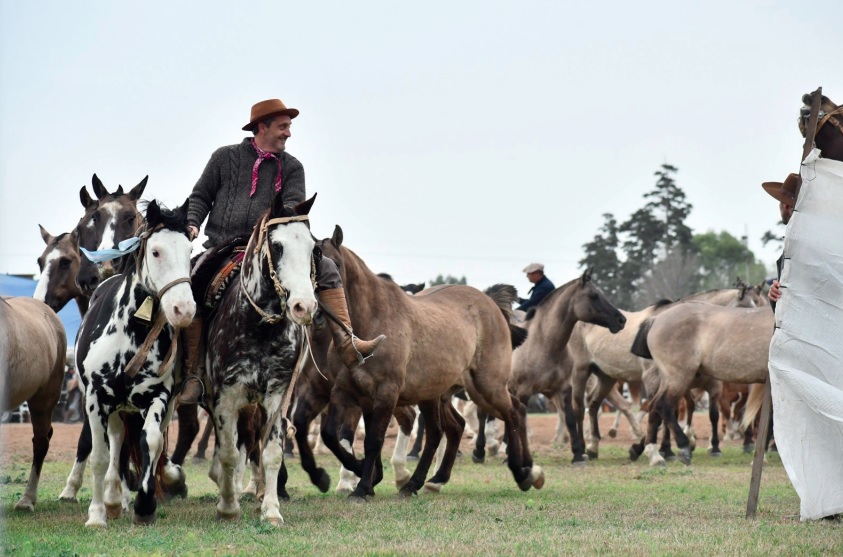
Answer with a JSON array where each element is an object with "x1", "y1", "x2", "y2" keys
[{"x1": 179, "y1": 98, "x2": 386, "y2": 405}]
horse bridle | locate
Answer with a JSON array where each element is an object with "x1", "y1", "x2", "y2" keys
[
  {"x1": 134, "y1": 223, "x2": 193, "y2": 299},
  {"x1": 805, "y1": 105, "x2": 843, "y2": 137},
  {"x1": 240, "y1": 213, "x2": 316, "y2": 324}
]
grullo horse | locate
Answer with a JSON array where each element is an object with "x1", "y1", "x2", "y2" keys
[
  {"x1": 75, "y1": 199, "x2": 194, "y2": 527},
  {"x1": 0, "y1": 297, "x2": 67, "y2": 511}
]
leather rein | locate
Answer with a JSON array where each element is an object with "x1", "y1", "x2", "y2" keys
[
  {"x1": 240, "y1": 213, "x2": 315, "y2": 325},
  {"x1": 814, "y1": 105, "x2": 843, "y2": 137}
]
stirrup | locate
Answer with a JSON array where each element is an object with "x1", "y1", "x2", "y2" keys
[{"x1": 179, "y1": 374, "x2": 206, "y2": 401}]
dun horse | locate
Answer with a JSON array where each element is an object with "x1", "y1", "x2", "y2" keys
[
  {"x1": 630, "y1": 304, "x2": 774, "y2": 466},
  {"x1": 0, "y1": 297, "x2": 67, "y2": 511},
  {"x1": 317, "y1": 226, "x2": 545, "y2": 501},
  {"x1": 75, "y1": 199, "x2": 194, "y2": 527}
]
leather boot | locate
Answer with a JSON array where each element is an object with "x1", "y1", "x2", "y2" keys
[
  {"x1": 178, "y1": 317, "x2": 205, "y2": 405},
  {"x1": 319, "y1": 287, "x2": 385, "y2": 369}
]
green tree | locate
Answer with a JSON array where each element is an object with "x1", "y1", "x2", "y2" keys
[
  {"x1": 430, "y1": 274, "x2": 467, "y2": 286},
  {"x1": 693, "y1": 231, "x2": 767, "y2": 291},
  {"x1": 579, "y1": 213, "x2": 631, "y2": 308}
]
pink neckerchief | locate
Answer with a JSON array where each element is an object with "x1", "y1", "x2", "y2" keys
[{"x1": 250, "y1": 138, "x2": 283, "y2": 197}]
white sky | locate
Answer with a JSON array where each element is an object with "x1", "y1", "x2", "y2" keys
[{"x1": 2, "y1": 1, "x2": 842, "y2": 298}]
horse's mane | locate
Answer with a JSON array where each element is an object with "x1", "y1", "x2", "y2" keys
[
  {"x1": 377, "y1": 272, "x2": 395, "y2": 283},
  {"x1": 118, "y1": 200, "x2": 190, "y2": 277}
]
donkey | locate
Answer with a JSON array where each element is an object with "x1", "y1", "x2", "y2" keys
[
  {"x1": 0, "y1": 296, "x2": 67, "y2": 511},
  {"x1": 75, "y1": 199, "x2": 194, "y2": 527},
  {"x1": 315, "y1": 226, "x2": 544, "y2": 501},
  {"x1": 204, "y1": 194, "x2": 318, "y2": 527}
]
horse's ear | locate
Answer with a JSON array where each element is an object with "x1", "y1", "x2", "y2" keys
[
  {"x1": 802, "y1": 93, "x2": 813, "y2": 106},
  {"x1": 293, "y1": 193, "x2": 317, "y2": 216},
  {"x1": 39, "y1": 224, "x2": 54, "y2": 245},
  {"x1": 146, "y1": 200, "x2": 161, "y2": 227},
  {"x1": 271, "y1": 190, "x2": 286, "y2": 218},
  {"x1": 115, "y1": 185, "x2": 124, "y2": 195},
  {"x1": 91, "y1": 174, "x2": 108, "y2": 199},
  {"x1": 178, "y1": 198, "x2": 190, "y2": 220},
  {"x1": 582, "y1": 267, "x2": 593, "y2": 285},
  {"x1": 128, "y1": 176, "x2": 148, "y2": 201},
  {"x1": 331, "y1": 225, "x2": 344, "y2": 248},
  {"x1": 79, "y1": 186, "x2": 96, "y2": 209}
]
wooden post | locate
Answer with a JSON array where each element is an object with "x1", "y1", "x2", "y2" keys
[{"x1": 746, "y1": 86, "x2": 823, "y2": 518}]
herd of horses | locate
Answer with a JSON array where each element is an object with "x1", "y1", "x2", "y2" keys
[{"x1": 2, "y1": 91, "x2": 842, "y2": 528}]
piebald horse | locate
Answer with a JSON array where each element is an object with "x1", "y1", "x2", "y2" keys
[
  {"x1": 76, "y1": 199, "x2": 194, "y2": 527},
  {"x1": 0, "y1": 297, "x2": 67, "y2": 511},
  {"x1": 317, "y1": 226, "x2": 544, "y2": 501}
]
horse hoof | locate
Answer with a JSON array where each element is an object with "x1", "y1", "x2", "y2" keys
[
  {"x1": 679, "y1": 448, "x2": 692, "y2": 466},
  {"x1": 395, "y1": 475, "x2": 411, "y2": 490},
  {"x1": 423, "y1": 482, "x2": 443, "y2": 494},
  {"x1": 105, "y1": 504, "x2": 122, "y2": 519},
  {"x1": 216, "y1": 509, "x2": 241, "y2": 522},
  {"x1": 315, "y1": 470, "x2": 331, "y2": 493},
  {"x1": 85, "y1": 519, "x2": 107, "y2": 528},
  {"x1": 629, "y1": 448, "x2": 641, "y2": 462},
  {"x1": 265, "y1": 516, "x2": 284, "y2": 527},
  {"x1": 13, "y1": 499, "x2": 34, "y2": 512},
  {"x1": 192, "y1": 455, "x2": 207, "y2": 465},
  {"x1": 607, "y1": 429, "x2": 618, "y2": 438},
  {"x1": 406, "y1": 453, "x2": 420, "y2": 462},
  {"x1": 743, "y1": 444, "x2": 755, "y2": 455},
  {"x1": 398, "y1": 487, "x2": 417, "y2": 499},
  {"x1": 347, "y1": 494, "x2": 368, "y2": 504},
  {"x1": 132, "y1": 511, "x2": 156, "y2": 525},
  {"x1": 571, "y1": 459, "x2": 588, "y2": 468},
  {"x1": 586, "y1": 450, "x2": 599, "y2": 460},
  {"x1": 472, "y1": 453, "x2": 485, "y2": 464},
  {"x1": 708, "y1": 449, "x2": 722, "y2": 458},
  {"x1": 529, "y1": 466, "x2": 546, "y2": 490},
  {"x1": 663, "y1": 455, "x2": 677, "y2": 462}
]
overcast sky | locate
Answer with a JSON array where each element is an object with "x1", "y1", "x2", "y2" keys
[{"x1": 2, "y1": 1, "x2": 842, "y2": 300}]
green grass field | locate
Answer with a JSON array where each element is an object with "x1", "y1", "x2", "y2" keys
[{"x1": 2, "y1": 417, "x2": 841, "y2": 556}]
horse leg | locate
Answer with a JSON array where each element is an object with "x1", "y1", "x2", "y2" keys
[
  {"x1": 14, "y1": 405, "x2": 54, "y2": 512},
  {"x1": 399, "y1": 401, "x2": 443, "y2": 497},
  {"x1": 60, "y1": 410, "x2": 92, "y2": 502},
  {"x1": 133, "y1": 398, "x2": 169, "y2": 525},
  {"x1": 293, "y1": 395, "x2": 331, "y2": 493},
  {"x1": 658, "y1": 395, "x2": 692, "y2": 465},
  {"x1": 258, "y1": 395, "x2": 286, "y2": 527},
  {"x1": 85, "y1": 402, "x2": 111, "y2": 528},
  {"x1": 559, "y1": 386, "x2": 585, "y2": 465},
  {"x1": 213, "y1": 401, "x2": 242, "y2": 522},
  {"x1": 170, "y1": 403, "x2": 199, "y2": 466},
  {"x1": 425, "y1": 401, "x2": 466, "y2": 492},
  {"x1": 708, "y1": 395, "x2": 722, "y2": 457},
  {"x1": 549, "y1": 392, "x2": 569, "y2": 446},
  {"x1": 472, "y1": 408, "x2": 488, "y2": 463},
  {"x1": 349, "y1": 401, "x2": 395, "y2": 502},
  {"x1": 407, "y1": 408, "x2": 424, "y2": 460},
  {"x1": 461, "y1": 399, "x2": 479, "y2": 439},
  {"x1": 586, "y1": 375, "x2": 617, "y2": 460},
  {"x1": 641, "y1": 408, "x2": 667, "y2": 467},
  {"x1": 570, "y1": 364, "x2": 590, "y2": 464},
  {"x1": 194, "y1": 412, "x2": 214, "y2": 462},
  {"x1": 333, "y1": 412, "x2": 362, "y2": 495},
  {"x1": 502, "y1": 396, "x2": 543, "y2": 491},
  {"x1": 659, "y1": 422, "x2": 675, "y2": 460},
  {"x1": 391, "y1": 406, "x2": 416, "y2": 489},
  {"x1": 320, "y1": 396, "x2": 364, "y2": 477}
]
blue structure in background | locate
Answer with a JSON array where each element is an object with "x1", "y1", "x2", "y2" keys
[{"x1": 0, "y1": 274, "x2": 81, "y2": 344}]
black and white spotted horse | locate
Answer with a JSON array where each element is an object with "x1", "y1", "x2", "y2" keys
[
  {"x1": 75, "y1": 199, "x2": 195, "y2": 527},
  {"x1": 206, "y1": 193, "x2": 318, "y2": 527}
]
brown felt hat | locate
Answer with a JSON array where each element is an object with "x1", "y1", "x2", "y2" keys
[
  {"x1": 761, "y1": 173, "x2": 799, "y2": 207},
  {"x1": 242, "y1": 99, "x2": 299, "y2": 131}
]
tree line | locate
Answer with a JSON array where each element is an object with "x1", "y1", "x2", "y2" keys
[{"x1": 578, "y1": 164, "x2": 769, "y2": 311}]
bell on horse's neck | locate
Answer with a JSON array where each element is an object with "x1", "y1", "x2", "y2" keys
[{"x1": 134, "y1": 296, "x2": 155, "y2": 324}]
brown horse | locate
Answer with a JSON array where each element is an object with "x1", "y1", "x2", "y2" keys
[
  {"x1": 800, "y1": 92, "x2": 843, "y2": 161},
  {"x1": 317, "y1": 226, "x2": 544, "y2": 500},
  {"x1": 0, "y1": 296, "x2": 67, "y2": 511},
  {"x1": 505, "y1": 269, "x2": 627, "y2": 465},
  {"x1": 630, "y1": 304, "x2": 773, "y2": 465},
  {"x1": 34, "y1": 226, "x2": 84, "y2": 315}
]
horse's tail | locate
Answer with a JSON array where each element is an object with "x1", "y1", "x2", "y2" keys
[
  {"x1": 741, "y1": 382, "x2": 766, "y2": 431},
  {"x1": 483, "y1": 284, "x2": 527, "y2": 348},
  {"x1": 630, "y1": 317, "x2": 656, "y2": 359}
]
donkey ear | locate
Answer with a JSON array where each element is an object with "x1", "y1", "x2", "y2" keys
[
  {"x1": 146, "y1": 200, "x2": 161, "y2": 226},
  {"x1": 92, "y1": 174, "x2": 108, "y2": 199},
  {"x1": 331, "y1": 225, "x2": 344, "y2": 248},
  {"x1": 128, "y1": 176, "x2": 148, "y2": 201},
  {"x1": 79, "y1": 186, "x2": 97, "y2": 209},
  {"x1": 39, "y1": 224, "x2": 54, "y2": 244},
  {"x1": 293, "y1": 193, "x2": 317, "y2": 216}
]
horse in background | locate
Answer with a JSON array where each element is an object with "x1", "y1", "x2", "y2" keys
[
  {"x1": 503, "y1": 269, "x2": 627, "y2": 465},
  {"x1": 34, "y1": 227, "x2": 84, "y2": 315},
  {"x1": 204, "y1": 194, "x2": 318, "y2": 527},
  {"x1": 0, "y1": 297, "x2": 67, "y2": 511},
  {"x1": 75, "y1": 199, "x2": 194, "y2": 527},
  {"x1": 800, "y1": 92, "x2": 843, "y2": 161}
]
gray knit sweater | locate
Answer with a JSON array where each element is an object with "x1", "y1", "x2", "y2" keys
[{"x1": 187, "y1": 138, "x2": 306, "y2": 248}]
